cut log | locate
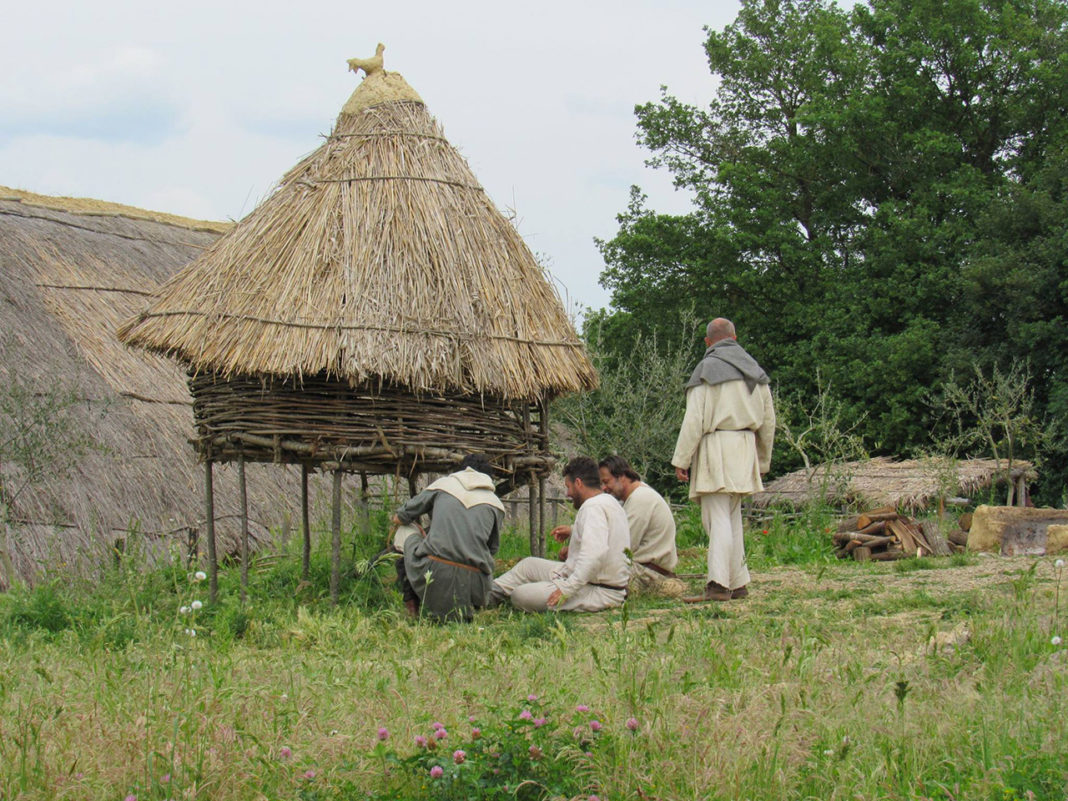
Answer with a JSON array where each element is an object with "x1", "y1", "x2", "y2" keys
[
  {"x1": 958, "y1": 512, "x2": 973, "y2": 531},
  {"x1": 858, "y1": 520, "x2": 888, "y2": 536},
  {"x1": 838, "y1": 515, "x2": 861, "y2": 533},
  {"x1": 887, "y1": 518, "x2": 919, "y2": 554},
  {"x1": 856, "y1": 509, "x2": 901, "y2": 530},
  {"x1": 919, "y1": 521, "x2": 954, "y2": 556},
  {"x1": 947, "y1": 529, "x2": 969, "y2": 547},
  {"x1": 871, "y1": 548, "x2": 908, "y2": 561},
  {"x1": 853, "y1": 546, "x2": 872, "y2": 562}
]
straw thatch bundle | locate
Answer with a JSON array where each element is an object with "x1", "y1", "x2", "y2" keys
[
  {"x1": 118, "y1": 62, "x2": 595, "y2": 480},
  {"x1": 753, "y1": 456, "x2": 1037, "y2": 511},
  {"x1": 0, "y1": 188, "x2": 308, "y2": 587}
]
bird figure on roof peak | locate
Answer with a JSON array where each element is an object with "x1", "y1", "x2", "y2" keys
[{"x1": 348, "y1": 43, "x2": 385, "y2": 78}]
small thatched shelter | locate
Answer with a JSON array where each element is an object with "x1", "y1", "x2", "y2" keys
[
  {"x1": 119, "y1": 51, "x2": 596, "y2": 600},
  {"x1": 0, "y1": 187, "x2": 306, "y2": 589},
  {"x1": 753, "y1": 456, "x2": 1037, "y2": 511}
]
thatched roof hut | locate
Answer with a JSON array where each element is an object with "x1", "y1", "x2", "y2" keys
[
  {"x1": 118, "y1": 52, "x2": 596, "y2": 597},
  {"x1": 0, "y1": 187, "x2": 304, "y2": 588},
  {"x1": 119, "y1": 56, "x2": 596, "y2": 481},
  {"x1": 753, "y1": 456, "x2": 1037, "y2": 511}
]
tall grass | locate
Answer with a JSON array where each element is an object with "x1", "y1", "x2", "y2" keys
[{"x1": 0, "y1": 511, "x2": 1064, "y2": 800}]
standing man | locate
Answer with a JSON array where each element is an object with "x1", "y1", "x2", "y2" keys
[
  {"x1": 490, "y1": 457, "x2": 630, "y2": 613},
  {"x1": 392, "y1": 453, "x2": 504, "y2": 622},
  {"x1": 671, "y1": 318, "x2": 775, "y2": 602},
  {"x1": 597, "y1": 455, "x2": 682, "y2": 596}
]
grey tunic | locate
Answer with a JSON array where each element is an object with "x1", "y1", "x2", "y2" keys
[{"x1": 395, "y1": 469, "x2": 503, "y2": 622}]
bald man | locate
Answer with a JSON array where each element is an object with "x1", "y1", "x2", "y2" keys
[{"x1": 672, "y1": 318, "x2": 775, "y2": 602}]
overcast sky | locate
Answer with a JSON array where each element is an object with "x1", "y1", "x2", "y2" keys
[{"x1": 1, "y1": 0, "x2": 740, "y2": 314}]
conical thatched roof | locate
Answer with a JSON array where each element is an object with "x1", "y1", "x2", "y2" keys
[
  {"x1": 119, "y1": 61, "x2": 596, "y2": 400},
  {"x1": 0, "y1": 187, "x2": 313, "y2": 586}
]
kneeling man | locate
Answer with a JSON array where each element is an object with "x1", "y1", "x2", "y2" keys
[
  {"x1": 392, "y1": 453, "x2": 503, "y2": 622},
  {"x1": 490, "y1": 456, "x2": 629, "y2": 612}
]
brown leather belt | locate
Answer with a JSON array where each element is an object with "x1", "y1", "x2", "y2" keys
[
  {"x1": 428, "y1": 554, "x2": 481, "y2": 573},
  {"x1": 590, "y1": 581, "x2": 627, "y2": 592},
  {"x1": 640, "y1": 561, "x2": 677, "y2": 578}
]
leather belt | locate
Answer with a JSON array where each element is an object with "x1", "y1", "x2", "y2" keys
[
  {"x1": 428, "y1": 554, "x2": 481, "y2": 573},
  {"x1": 640, "y1": 561, "x2": 677, "y2": 578}
]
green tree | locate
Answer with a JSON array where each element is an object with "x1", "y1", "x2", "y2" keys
[{"x1": 596, "y1": 0, "x2": 1068, "y2": 498}]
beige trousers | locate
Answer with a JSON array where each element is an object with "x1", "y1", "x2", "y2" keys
[
  {"x1": 700, "y1": 493, "x2": 750, "y2": 591},
  {"x1": 490, "y1": 557, "x2": 625, "y2": 612}
]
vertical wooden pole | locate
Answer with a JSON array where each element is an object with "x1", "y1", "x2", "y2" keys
[
  {"x1": 1015, "y1": 474, "x2": 1027, "y2": 507},
  {"x1": 359, "y1": 471, "x2": 370, "y2": 534},
  {"x1": 538, "y1": 396, "x2": 549, "y2": 557},
  {"x1": 528, "y1": 473, "x2": 539, "y2": 557},
  {"x1": 330, "y1": 470, "x2": 342, "y2": 606},
  {"x1": 301, "y1": 464, "x2": 311, "y2": 581},
  {"x1": 238, "y1": 452, "x2": 249, "y2": 604},
  {"x1": 204, "y1": 459, "x2": 218, "y2": 603}
]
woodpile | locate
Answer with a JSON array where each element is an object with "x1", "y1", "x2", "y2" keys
[{"x1": 833, "y1": 506, "x2": 942, "y2": 561}]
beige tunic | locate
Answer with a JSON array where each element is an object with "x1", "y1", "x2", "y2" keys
[
  {"x1": 671, "y1": 379, "x2": 775, "y2": 501},
  {"x1": 624, "y1": 483, "x2": 678, "y2": 572}
]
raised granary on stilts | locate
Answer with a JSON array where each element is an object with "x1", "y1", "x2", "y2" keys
[{"x1": 119, "y1": 48, "x2": 597, "y2": 600}]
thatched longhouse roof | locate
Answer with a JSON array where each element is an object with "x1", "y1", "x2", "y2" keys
[
  {"x1": 119, "y1": 63, "x2": 596, "y2": 401},
  {"x1": 0, "y1": 188, "x2": 307, "y2": 587},
  {"x1": 753, "y1": 456, "x2": 1037, "y2": 511}
]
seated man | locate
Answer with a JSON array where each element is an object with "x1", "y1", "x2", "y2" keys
[
  {"x1": 490, "y1": 456, "x2": 629, "y2": 613},
  {"x1": 392, "y1": 453, "x2": 504, "y2": 622},
  {"x1": 598, "y1": 455, "x2": 682, "y2": 596}
]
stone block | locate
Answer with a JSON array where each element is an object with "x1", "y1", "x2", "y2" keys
[{"x1": 967, "y1": 505, "x2": 1068, "y2": 555}]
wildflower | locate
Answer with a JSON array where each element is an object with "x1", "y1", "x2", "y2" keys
[
  {"x1": 194, "y1": 570, "x2": 207, "y2": 582},
  {"x1": 184, "y1": 628, "x2": 196, "y2": 637},
  {"x1": 160, "y1": 774, "x2": 171, "y2": 783},
  {"x1": 179, "y1": 606, "x2": 191, "y2": 615},
  {"x1": 519, "y1": 709, "x2": 533, "y2": 720},
  {"x1": 191, "y1": 600, "x2": 203, "y2": 610},
  {"x1": 329, "y1": 729, "x2": 338, "y2": 736},
  {"x1": 453, "y1": 749, "x2": 466, "y2": 764},
  {"x1": 1054, "y1": 636, "x2": 1063, "y2": 646},
  {"x1": 415, "y1": 735, "x2": 428, "y2": 748},
  {"x1": 762, "y1": 529, "x2": 768, "y2": 535},
  {"x1": 125, "y1": 795, "x2": 137, "y2": 801},
  {"x1": 430, "y1": 765, "x2": 444, "y2": 779},
  {"x1": 589, "y1": 719, "x2": 602, "y2": 732},
  {"x1": 468, "y1": 714, "x2": 477, "y2": 723},
  {"x1": 575, "y1": 704, "x2": 590, "y2": 712},
  {"x1": 432, "y1": 721, "x2": 445, "y2": 730},
  {"x1": 471, "y1": 727, "x2": 481, "y2": 739},
  {"x1": 589, "y1": 796, "x2": 601, "y2": 801},
  {"x1": 626, "y1": 717, "x2": 639, "y2": 731},
  {"x1": 533, "y1": 717, "x2": 547, "y2": 728},
  {"x1": 1056, "y1": 559, "x2": 1065, "y2": 569},
  {"x1": 529, "y1": 745, "x2": 543, "y2": 759},
  {"x1": 527, "y1": 693, "x2": 539, "y2": 702},
  {"x1": 433, "y1": 728, "x2": 448, "y2": 740},
  {"x1": 823, "y1": 749, "x2": 834, "y2": 756},
  {"x1": 377, "y1": 727, "x2": 389, "y2": 741},
  {"x1": 278, "y1": 746, "x2": 292, "y2": 759},
  {"x1": 302, "y1": 769, "x2": 316, "y2": 780}
]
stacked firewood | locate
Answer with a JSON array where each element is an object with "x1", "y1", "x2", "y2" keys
[{"x1": 833, "y1": 507, "x2": 937, "y2": 561}]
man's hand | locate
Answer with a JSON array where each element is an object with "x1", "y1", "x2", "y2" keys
[
  {"x1": 546, "y1": 588, "x2": 563, "y2": 609},
  {"x1": 675, "y1": 467, "x2": 689, "y2": 482},
  {"x1": 557, "y1": 545, "x2": 569, "y2": 562},
  {"x1": 390, "y1": 514, "x2": 402, "y2": 527},
  {"x1": 550, "y1": 525, "x2": 572, "y2": 542}
]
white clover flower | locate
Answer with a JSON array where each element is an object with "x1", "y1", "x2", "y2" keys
[
  {"x1": 1056, "y1": 559, "x2": 1065, "y2": 569},
  {"x1": 1053, "y1": 636, "x2": 1063, "y2": 646},
  {"x1": 185, "y1": 628, "x2": 197, "y2": 637},
  {"x1": 191, "y1": 600, "x2": 203, "y2": 610},
  {"x1": 179, "y1": 606, "x2": 191, "y2": 615},
  {"x1": 194, "y1": 571, "x2": 207, "y2": 582}
]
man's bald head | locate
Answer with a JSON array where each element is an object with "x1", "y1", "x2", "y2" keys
[{"x1": 705, "y1": 318, "x2": 736, "y2": 344}]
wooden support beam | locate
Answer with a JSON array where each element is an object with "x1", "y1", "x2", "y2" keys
[
  {"x1": 238, "y1": 452, "x2": 249, "y2": 603},
  {"x1": 301, "y1": 464, "x2": 311, "y2": 581},
  {"x1": 330, "y1": 470, "x2": 342, "y2": 606},
  {"x1": 204, "y1": 459, "x2": 218, "y2": 603}
]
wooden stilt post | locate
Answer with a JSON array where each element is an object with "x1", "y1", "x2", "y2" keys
[
  {"x1": 301, "y1": 464, "x2": 311, "y2": 581},
  {"x1": 330, "y1": 470, "x2": 342, "y2": 606},
  {"x1": 204, "y1": 459, "x2": 218, "y2": 603},
  {"x1": 538, "y1": 396, "x2": 549, "y2": 557},
  {"x1": 359, "y1": 471, "x2": 370, "y2": 534},
  {"x1": 528, "y1": 472, "x2": 539, "y2": 557},
  {"x1": 238, "y1": 452, "x2": 249, "y2": 604}
]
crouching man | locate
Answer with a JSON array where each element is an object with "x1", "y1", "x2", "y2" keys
[
  {"x1": 489, "y1": 457, "x2": 629, "y2": 612},
  {"x1": 392, "y1": 453, "x2": 504, "y2": 622}
]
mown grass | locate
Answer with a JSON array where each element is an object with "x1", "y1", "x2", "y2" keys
[{"x1": 0, "y1": 510, "x2": 1064, "y2": 801}]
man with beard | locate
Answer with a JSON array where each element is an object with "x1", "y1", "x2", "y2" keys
[{"x1": 489, "y1": 456, "x2": 630, "y2": 612}]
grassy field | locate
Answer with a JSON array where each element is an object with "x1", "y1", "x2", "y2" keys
[{"x1": 0, "y1": 507, "x2": 1064, "y2": 801}]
